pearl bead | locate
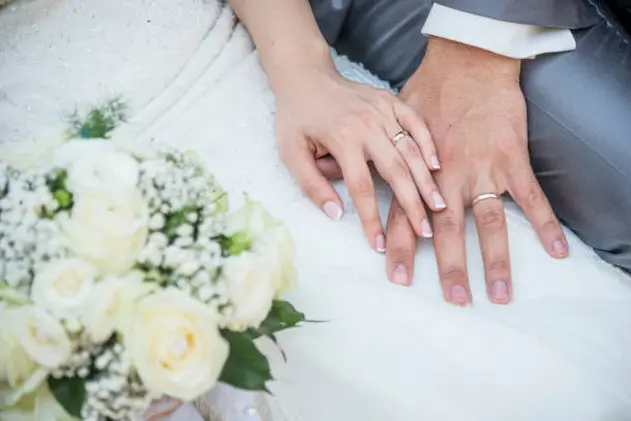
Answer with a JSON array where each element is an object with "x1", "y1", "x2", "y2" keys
[{"x1": 243, "y1": 406, "x2": 258, "y2": 417}]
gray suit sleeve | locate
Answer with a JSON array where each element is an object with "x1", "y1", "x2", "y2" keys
[{"x1": 434, "y1": 0, "x2": 600, "y2": 28}]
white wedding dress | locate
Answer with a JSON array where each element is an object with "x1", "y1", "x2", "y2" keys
[{"x1": 2, "y1": 1, "x2": 631, "y2": 420}]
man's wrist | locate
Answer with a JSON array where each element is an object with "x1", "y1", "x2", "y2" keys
[{"x1": 425, "y1": 37, "x2": 521, "y2": 81}]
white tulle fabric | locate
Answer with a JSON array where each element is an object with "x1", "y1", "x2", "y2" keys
[{"x1": 2, "y1": 1, "x2": 631, "y2": 421}]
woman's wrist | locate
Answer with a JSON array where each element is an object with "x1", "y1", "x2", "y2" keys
[
  {"x1": 264, "y1": 37, "x2": 335, "y2": 97},
  {"x1": 228, "y1": 0, "x2": 335, "y2": 97}
]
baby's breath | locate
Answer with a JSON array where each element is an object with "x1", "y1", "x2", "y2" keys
[
  {"x1": 0, "y1": 167, "x2": 70, "y2": 295},
  {"x1": 81, "y1": 342, "x2": 151, "y2": 421},
  {"x1": 135, "y1": 150, "x2": 231, "y2": 312}
]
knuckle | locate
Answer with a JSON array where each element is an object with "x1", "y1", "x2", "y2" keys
[
  {"x1": 363, "y1": 218, "x2": 383, "y2": 236},
  {"x1": 336, "y1": 124, "x2": 359, "y2": 145},
  {"x1": 540, "y1": 218, "x2": 560, "y2": 234},
  {"x1": 349, "y1": 176, "x2": 374, "y2": 199},
  {"x1": 487, "y1": 259, "x2": 510, "y2": 276},
  {"x1": 355, "y1": 107, "x2": 382, "y2": 129},
  {"x1": 376, "y1": 90, "x2": 396, "y2": 108},
  {"x1": 477, "y1": 206, "x2": 505, "y2": 228},
  {"x1": 438, "y1": 144, "x2": 458, "y2": 165},
  {"x1": 418, "y1": 173, "x2": 437, "y2": 190},
  {"x1": 388, "y1": 247, "x2": 413, "y2": 265},
  {"x1": 389, "y1": 200, "x2": 408, "y2": 220},
  {"x1": 520, "y1": 181, "x2": 544, "y2": 207},
  {"x1": 383, "y1": 156, "x2": 409, "y2": 184},
  {"x1": 396, "y1": 108, "x2": 415, "y2": 127},
  {"x1": 441, "y1": 266, "x2": 467, "y2": 284},
  {"x1": 299, "y1": 174, "x2": 322, "y2": 196},
  {"x1": 434, "y1": 211, "x2": 463, "y2": 235}
]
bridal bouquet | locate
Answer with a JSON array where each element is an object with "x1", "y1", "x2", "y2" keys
[{"x1": 0, "y1": 101, "x2": 306, "y2": 421}]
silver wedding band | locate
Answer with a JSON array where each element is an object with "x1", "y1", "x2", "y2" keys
[
  {"x1": 472, "y1": 192, "x2": 501, "y2": 206},
  {"x1": 390, "y1": 130, "x2": 409, "y2": 146}
]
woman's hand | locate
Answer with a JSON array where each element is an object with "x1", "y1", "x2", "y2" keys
[
  {"x1": 275, "y1": 65, "x2": 446, "y2": 251},
  {"x1": 385, "y1": 38, "x2": 568, "y2": 304},
  {"x1": 228, "y1": 0, "x2": 444, "y2": 251}
]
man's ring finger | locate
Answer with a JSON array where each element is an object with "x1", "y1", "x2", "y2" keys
[{"x1": 472, "y1": 193, "x2": 501, "y2": 207}]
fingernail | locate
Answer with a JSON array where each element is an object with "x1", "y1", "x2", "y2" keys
[
  {"x1": 449, "y1": 284, "x2": 469, "y2": 306},
  {"x1": 375, "y1": 234, "x2": 386, "y2": 253},
  {"x1": 491, "y1": 281, "x2": 509, "y2": 304},
  {"x1": 431, "y1": 155, "x2": 441, "y2": 169},
  {"x1": 322, "y1": 201, "x2": 343, "y2": 221},
  {"x1": 432, "y1": 191, "x2": 446, "y2": 209},
  {"x1": 391, "y1": 264, "x2": 409, "y2": 285},
  {"x1": 552, "y1": 239, "x2": 568, "y2": 257},
  {"x1": 421, "y1": 219, "x2": 433, "y2": 238}
]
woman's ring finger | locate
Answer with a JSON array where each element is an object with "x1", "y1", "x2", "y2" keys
[{"x1": 390, "y1": 130, "x2": 410, "y2": 147}]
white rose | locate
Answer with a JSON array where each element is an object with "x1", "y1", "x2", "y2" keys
[
  {"x1": 83, "y1": 273, "x2": 143, "y2": 343},
  {"x1": 221, "y1": 252, "x2": 275, "y2": 331},
  {"x1": 56, "y1": 141, "x2": 139, "y2": 196},
  {"x1": 61, "y1": 190, "x2": 149, "y2": 276},
  {"x1": 253, "y1": 223, "x2": 296, "y2": 297},
  {"x1": 0, "y1": 325, "x2": 49, "y2": 407},
  {"x1": 31, "y1": 259, "x2": 97, "y2": 319},
  {"x1": 224, "y1": 201, "x2": 269, "y2": 239},
  {"x1": 225, "y1": 202, "x2": 296, "y2": 297},
  {"x1": 3, "y1": 306, "x2": 72, "y2": 369},
  {"x1": 1, "y1": 126, "x2": 70, "y2": 171},
  {"x1": 125, "y1": 289, "x2": 229, "y2": 401},
  {"x1": 52, "y1": 139, "x2": 116, "y2": 170}
]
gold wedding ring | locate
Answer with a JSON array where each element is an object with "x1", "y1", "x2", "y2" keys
[
  {"x1": 472, "y1": 193, "x2": 501, "y2": 206},
  {"x1": 390, "y1": 130, "x2": 409, "y2": 146}
]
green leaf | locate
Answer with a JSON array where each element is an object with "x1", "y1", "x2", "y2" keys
[
  {"x1": 219, "y1": 331, "x2": 272, "y2": 392},
  {"x1": 254, "y1": 300, "x2": 306, "y2": 338},
  {"x1": 47, "y1": 169, "x2": 68, "y2": 192},
  {"x1": 266, "y1": 333, "x2": 287, "y2": 362},
  {"x1": 227, "y1": 232, "x2": 251, "y2": 255},
  {"x1": 53, "y1": 190, "x2": 72, "y2": 209},
  {"x1": 47, "y1": 376, "x2": 86, "y2": 417},
  {"x1": 244, "y1": 301, "x2": 307, "y2": 362},
  {"x1": 68, "y1": 97, "x2": 127, "y2": 139}
]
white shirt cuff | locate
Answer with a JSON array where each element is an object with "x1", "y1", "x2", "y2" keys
[{"x1": 422, "y1": 4, "x2": 576, "y2": 59}]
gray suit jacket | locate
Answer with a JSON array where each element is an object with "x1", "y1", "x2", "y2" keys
[
  {"x1": 310, "y1": 0, "x2": 603, "y2": 87},
  {"x1": 435, "y1": 0, "x2": 600, "y2": 28}
]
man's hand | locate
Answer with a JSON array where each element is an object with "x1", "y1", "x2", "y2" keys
[{"x1": 385, "y1": 37, "x2": 569, "y2": 305}]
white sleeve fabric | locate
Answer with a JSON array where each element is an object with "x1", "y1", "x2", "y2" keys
[{"x1": 421, "y1": 3, "x2": 577, "y2": 59}]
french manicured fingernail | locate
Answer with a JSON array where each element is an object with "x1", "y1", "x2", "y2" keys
[
  {"x1": 431, "y1": 155, "x2": 441, "y2": 169},
  {"x1": 450, "y1": 284, "x2": 469, "y2": 306},
  {"x1": 552, "y1": 239, "x2": 568, "y2": 257},
  {"x1": 421, "y1": 219, "x2": 433, "y2": 238},
  {"x1": 391, "y1": 264, "x2": 409, "y2": 285},
  {"x1": 491, "y1": 281, "x2": 509, "y2": 303},
  {"x1": 375, "y1": 234, "x2": 386, "y2": 253},
  {"x1": 432, "y1": 191, "x2": 446, "y2": 209},
  {"x1": 322, "y1": 201, "x2": 343, "y2": 221}
]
